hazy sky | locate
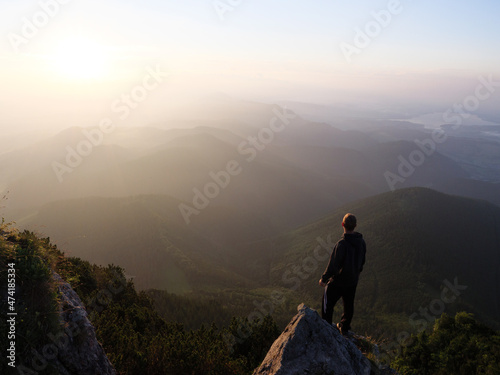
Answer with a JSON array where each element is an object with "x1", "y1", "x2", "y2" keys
[{"x1": 1, "y1": 0, "x2": 499, "y2": 134}]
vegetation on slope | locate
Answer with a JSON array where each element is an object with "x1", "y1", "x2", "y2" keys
[
  {"x1": 3, "y1": 186, "x2": 500, "y2": 373},
  {"x1": 17, "y1": 188, "x2": 500, "y2": 341},
  {"x1": 0, "y1": 226, "x2": 61, "y2": 374},
  {"x1": 393, "y1": 312, "x2": 500, "y2": 374},
  {"x1": 0, "y1": 225, "x2": 280, "y2": 374},
  {"x1": 20, "y1": 194, "x2": 270, "y2": 292},
  {"x1": 254, "y1": 187, "x2": 500, "y2": 338}
]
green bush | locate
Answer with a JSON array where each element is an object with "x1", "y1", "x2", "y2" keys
[{"x1": 393, "y1": 312, "x2": 500, "y2": 374}]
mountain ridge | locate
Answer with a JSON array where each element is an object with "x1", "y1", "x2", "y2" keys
[
  {"x1": 244, "y1": 187, "x2": 500, "y2": 334},
  {"x1": 16, "y1": 186, "x2": 500, "y2": 336}
]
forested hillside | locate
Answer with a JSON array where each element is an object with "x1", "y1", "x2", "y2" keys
[
  {"x1": 0, "y1": 227, "x2": 279, "y2": 374},
  {"x1": 12, "y1": 187, "x2": 500, "y2": 339},
  {"x1": 245, "y1": 188, "x2": 500, "y2": 337},
  {"x1": 2, "y1": 222, "x2": 499, "y2": 374}
]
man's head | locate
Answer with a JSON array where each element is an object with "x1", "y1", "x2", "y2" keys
[{"x1": 342, "y1": 213, "x2": 357, "y2": 232}]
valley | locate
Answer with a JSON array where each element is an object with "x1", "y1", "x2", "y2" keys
[{"x1": 2, "y1": 99, "x2": 499, "y2": 338}]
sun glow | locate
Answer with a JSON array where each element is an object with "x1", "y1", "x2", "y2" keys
[{"x1": 48, "y1": 37, "x2": 111, "y2": 80}]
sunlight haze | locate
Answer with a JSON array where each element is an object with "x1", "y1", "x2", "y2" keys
[
  {"x1": 1, "y1": 2, "x2": 500, "y2": 372},
  {"x1": 1, "y1": 0, "x2": 499, "y2": 135}
]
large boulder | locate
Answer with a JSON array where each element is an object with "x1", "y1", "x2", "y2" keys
[{"x1": 254, "y1": 304, "x2": 371, "y2": 375}]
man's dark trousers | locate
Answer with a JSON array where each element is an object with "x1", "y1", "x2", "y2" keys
[{"x1": 322, "y1": 283, "x2": 357, "y2": 330}]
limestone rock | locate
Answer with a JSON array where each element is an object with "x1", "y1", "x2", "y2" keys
[
  {"x1": 254, "y1": 304, "x2": 371, "y2": 375},
  {"x1": 49, "y1": 273, "x2": 116, "y2": 375}
]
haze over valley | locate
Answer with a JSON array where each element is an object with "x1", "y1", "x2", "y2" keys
[
  {"x1": 2, "y1": 97, "x2": 500, "y2": 330},
  {"x1": 1, "y1": 1, "x2": 500, "y2": 373}
]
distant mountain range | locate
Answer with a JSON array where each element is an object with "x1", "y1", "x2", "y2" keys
[
  {"x1": 3, "y1": 98, "x2": 500, "y2": 333},
  {"x1": 4, "y1": 99, "x2": 498, "y2": 225}
]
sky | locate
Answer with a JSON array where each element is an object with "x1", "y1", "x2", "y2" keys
[{"x1": 1, "y1": 0, "x2": 499, "y2": 135}]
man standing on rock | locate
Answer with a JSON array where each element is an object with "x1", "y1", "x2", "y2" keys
[{"x1": 319, "y1": 213, "x2": 366, "y2": 335}]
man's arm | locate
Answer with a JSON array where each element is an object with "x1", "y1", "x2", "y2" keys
[
  {"x1": 359, "y1": 241, "x2": 366, "y2": 273},
  {"x1": 359, "y1": 242, "x2": 366, "y2": 272},
  {"x1": 319, "y1": 243, "x2": 345, "y2": 286}
]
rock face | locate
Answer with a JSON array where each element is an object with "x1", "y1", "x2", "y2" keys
[
  {"x1": 254, "y1": 304, "x2": 371, "y2": 375},
  {"x1": 49, "y1": 273, "x2": 116, "y2": 375}
]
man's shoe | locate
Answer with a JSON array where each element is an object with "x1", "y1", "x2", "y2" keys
[{"x1": 336, "y1": 323, "x2": 349, "y2": 336}]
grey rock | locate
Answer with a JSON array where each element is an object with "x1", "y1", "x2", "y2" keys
[
  {"x1": 49, "y1": 273, "x2": 116, "y2": 375},
  {"x1": 254, "y1": 304, "x2": 371, "y2": 375}
]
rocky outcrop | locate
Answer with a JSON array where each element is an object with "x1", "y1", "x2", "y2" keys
[
  {"x1": 254, "y1": 304, "x2": 371, "y2": 375},
  {"x1": 49, "y1": 273, "x2": 116, "y2": 375}
]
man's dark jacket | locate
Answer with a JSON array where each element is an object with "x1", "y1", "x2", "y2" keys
[{"x1": 321, "y1": 232, "x2": 366, "y2": 287}]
